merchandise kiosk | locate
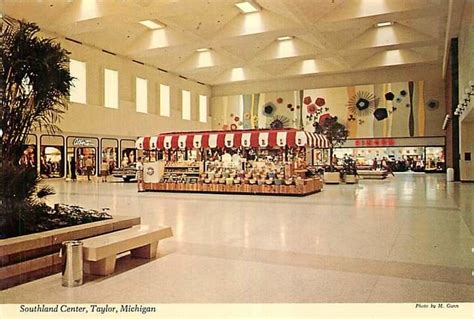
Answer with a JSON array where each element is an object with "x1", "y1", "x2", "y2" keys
[{"x1": 136, "y1": 128, "x2": 329, "y2": 196}]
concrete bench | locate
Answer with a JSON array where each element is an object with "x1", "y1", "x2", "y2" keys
[{"x1": 82, "y1": 225, "x2": 173, "y2": 276}]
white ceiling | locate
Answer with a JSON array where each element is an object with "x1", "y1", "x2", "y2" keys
[{"x1": 3, "y1": 0, "x2": 463, "y2": 86}]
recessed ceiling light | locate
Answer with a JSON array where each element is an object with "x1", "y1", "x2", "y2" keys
[
  {"x1": 139, "y1": 20, "x2": 165, "y2": 30},
  {"x1": 277, "y1": 36, "x2": 293, "y2": 41},
  {"x1": 376, "y1": 21, "x2": 393, "y2": 27},
  {"x1": 196, "y1": 48, "x2": 210, "y2": 52},
  {"x1": 235, "y1": 1, "x2": 260, "y2": 13}
]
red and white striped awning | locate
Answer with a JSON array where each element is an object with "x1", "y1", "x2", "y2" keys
[{"x1": 136, "y1": 129, "x2": 329, "y2": 150}]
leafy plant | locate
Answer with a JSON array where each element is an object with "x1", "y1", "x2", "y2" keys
[
  {"x1": 313, "y1": 116, "x2": 349, "y2": 172},
  {"x1": 0, "y1": 16, "x2": 73, "y2": 238}
]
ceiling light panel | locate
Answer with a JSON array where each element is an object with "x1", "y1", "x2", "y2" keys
[
  {"x1": 277, "y1": 36, "x2": 293, "y2": 41},
  {"x1": 196, "y1": 48, "x2": 210, "y2": 52},
  {"x1": 139, "y1": 20, "x2": 165, "y2": 30},
  {"x1": 235, "y1": 1, "x2": 260, "y2": 13},
  {"x1": 376, "y1": 21, "x2": 393, "y2": 27}
]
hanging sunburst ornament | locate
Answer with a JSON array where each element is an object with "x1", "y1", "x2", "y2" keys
[
  {"x1": 269, "y1": 115, "x2": 290, "y2": 129},
  {"x1": 347, "y1": 91, "x2": 377, "y2": 116}
]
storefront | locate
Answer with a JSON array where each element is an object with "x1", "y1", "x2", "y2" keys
[
  {"x1": 20, "y1": 135, "x2": 38, "y2": 167},
  {"x1": 101, "y1": 138, "x2": 119, "y2": 174},
  {"x1": 137, "y1": 129, "x2": 329, "y2": 196},
  {"x1": 66, "y1": 136, "x2": 99, "y2": 177},
  {"x1": 120, "y1": 139, "x2": 137, "y2": 167},
  {"x1": 330, "y1": 136, "x2": 446, "y2": 173},
  {"x1": 40, "y1": 135, "x2": 65, "y2": 178}
]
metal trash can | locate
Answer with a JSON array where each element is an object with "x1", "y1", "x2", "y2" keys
[
  {"x1": 59, "y1": 240, "x2": 83, "y2": 287},
  {"x1": 447, "y1": 168, "x2": 454, "y2": 182}
]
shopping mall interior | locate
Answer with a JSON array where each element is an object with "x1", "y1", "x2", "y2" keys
[{"x1": 1, "y1": 0, "x2": 473, "y2": 313}]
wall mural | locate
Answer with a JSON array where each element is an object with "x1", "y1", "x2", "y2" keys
[{"x1": 211, "y1": 80, "x2": 444, "y2": 138}]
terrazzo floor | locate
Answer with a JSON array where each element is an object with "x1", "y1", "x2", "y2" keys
[{"x1": 1, "y1": 174, "x2": 473, "y2": 303}]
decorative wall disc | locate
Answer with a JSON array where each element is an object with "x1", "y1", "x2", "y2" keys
[
  {"x1": 347, "y1": 91, "x2": 377, "y2": 116},
  {"x1": 384, "y1": 92, "x2": 395, "y2": 101},
  {"x1": 262, "y1": 102, "x2": 276, "y2": 116},
  {"x1": 426, "y1": 99, "x2": 439, "y2": 111},
  {"x1": 270, "y1": 115, "x2": 290, "y2": 129},
  {"x1": 373, "y1": 108, "x2": 388, "y2": 121},
  {"x1": 315, "y1": 97, "x2": 325, "y2": 106}
]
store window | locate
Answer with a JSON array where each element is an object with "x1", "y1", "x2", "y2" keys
[
  {"x1": 199, "y1": 95, "x2": 207, "y2": 123},
  {"x1": 19, "y1": 135, "x2": 37, "y2": 168},
  {"x1": 160, "y1": 84, "x2": 170, "y2": 117},
  {"x1": 104, "y1": 68, "x2": 118, "y2": 109},
  {"x1": 101, "y1": 138, "x2": 119, "y2": 174},
  {"x1": 66, "y1": 137, "x2": 99, "y2": 178},
  {"x1": 40, "y1": 135, "x2": 65, "y2": 178},
  {"x1": 425, "y1": 147, "x2": 445, "y2": 172},
  {"x1": 120, "y1": 139, "x2": 137, "y2": 168},
  {"x1": 136, "y1": 77, "x2": 148, "y2": 113},
  {"x1": 69, "y1": 59, "x2": 87, "y2": 104},
  {"x1": 182, "y1": 90, "x2": 191, "y2": 120}
]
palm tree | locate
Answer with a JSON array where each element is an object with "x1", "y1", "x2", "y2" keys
[{"x1": 1, "y1": 16, "x2": 74, "y2": 237}]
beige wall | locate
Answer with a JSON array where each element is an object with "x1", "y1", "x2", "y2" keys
[
  {"x1": 211, "y1": 64, "x2": 443, "y2": 97},
  {"x1": 458, "y1": 0, "x2": 474, "y2": 181},
  {"x1": 41, "y1": 32, "x2": 212, "y2": 139}
]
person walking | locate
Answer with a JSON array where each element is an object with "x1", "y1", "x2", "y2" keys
[
  {"x1": 70, "y1": 157, "x2": 77, "y2": 182},
  {"x1": 136, "y1": 157, "x2": 144, "y2": 191},
  {"x1": 372, "y1": 157, "x2": 378, "y2": 171},
  {"x1": 100, "y1": 159, "x2": 109, "y2": 182},
  {"x1": 382, "y1": 157, "x2": 395, "y2": 177},
  {"x1": 85, "y1": 156, "x2": 93, "y2": 181}
]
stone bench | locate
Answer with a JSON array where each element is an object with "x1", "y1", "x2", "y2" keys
[{"x1": 82, "y1": 225, "x2": 173, "y2": 276}]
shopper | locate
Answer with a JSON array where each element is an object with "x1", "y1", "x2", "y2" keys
[
  {"x1": 70, "y1": 157, "x2": 77, "y2": 182},
  {"x1": 372, "y1": 157, "x2": 378, "y2": 170},
  {"x1": 85, "y1": 156, "x2": 93, "y2": 181},
  {"x1": 100, "y1": 159, "x2": 109, "y2": 182},
  {"x1": 121, "y1": 155, "x2": 129, "y2": 169},
  {"x1": 136, "y1": 157, "x2": 144, "y2": 191},
  {"x1": 382, "y1": 157, "x2": 395, "y2": 176}
]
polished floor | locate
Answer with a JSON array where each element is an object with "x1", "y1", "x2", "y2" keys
[{"x1": 1, "y1": 174, "x2": 473, "y2": 303}]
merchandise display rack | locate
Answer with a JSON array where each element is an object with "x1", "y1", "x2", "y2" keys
[{"x1": 143, "y1": 178, "x2": 323, "y2": 196}]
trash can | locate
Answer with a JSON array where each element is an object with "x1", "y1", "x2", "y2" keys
[
  {"x1": 59, "y1": 240, "x2": 83, "y2": 287},
  {"x1": 447, "y1": 168, "x2": 454, "y2": 182}
]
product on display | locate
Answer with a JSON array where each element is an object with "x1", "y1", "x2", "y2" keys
[{"x1": 136, "y1": 128, "x2": 329, "y2": 196}]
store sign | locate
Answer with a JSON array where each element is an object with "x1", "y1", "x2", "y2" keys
[
  {"x1": 73, "y1": 138, "x2": 93, "y2": 147},
  {"x1": 354, "y1": 138, "x2": 396, "y2": 147}
]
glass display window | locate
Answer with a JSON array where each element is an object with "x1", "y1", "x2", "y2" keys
[
  {"x1": 425, "y1": 147, "x2": 445, "y2": 171},
  {"x1": 20, "y1": 144, "x2": 37, "y2": 167},
  {"x1": 120, "y1": 139, "x2": 137, "y2": 167},
  {"x1": 66, "y1": 136, "x2": 99, "y2": 177},
  {"x1": 40, "y1": 146, "x2": 64, "y2": 177},
  {"x1": 101, "y1": 138, "x2": 119, "y2": 174},
  {"x1": 40, "y1": 135, "x2": 65, "y2": 178},
  {"x1": 75, "y1": 147, "x2": 97, "y2": 176}
]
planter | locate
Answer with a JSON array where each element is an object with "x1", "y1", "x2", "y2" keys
[
  {"x1": 0, "y1": 215, "x2": 140, "y2": 290},
  {"x1": 344, "y1": 174, "x2": 357, "y2": 184},
  {"x1": 324, "y1": 171, "x2": 341, "y2": 184}
]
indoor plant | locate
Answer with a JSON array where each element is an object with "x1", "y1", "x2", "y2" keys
[
  {"x1": 342, "y1": 156, "x2": 358, "y2": 184},
  {"x1": 313, "y1": 116, "x2": 349, "y2": 184},
  {"x1": 0, "y1": 16, "x2": 109, "y2": 238}
]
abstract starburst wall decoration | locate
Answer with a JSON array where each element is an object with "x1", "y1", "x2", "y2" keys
[
  {"x1": 347, "y1": 91, "x2": 378, "y2": 116},
  {"x1": 270, "y1": 115, "x2": 290, "y2": 129}
]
